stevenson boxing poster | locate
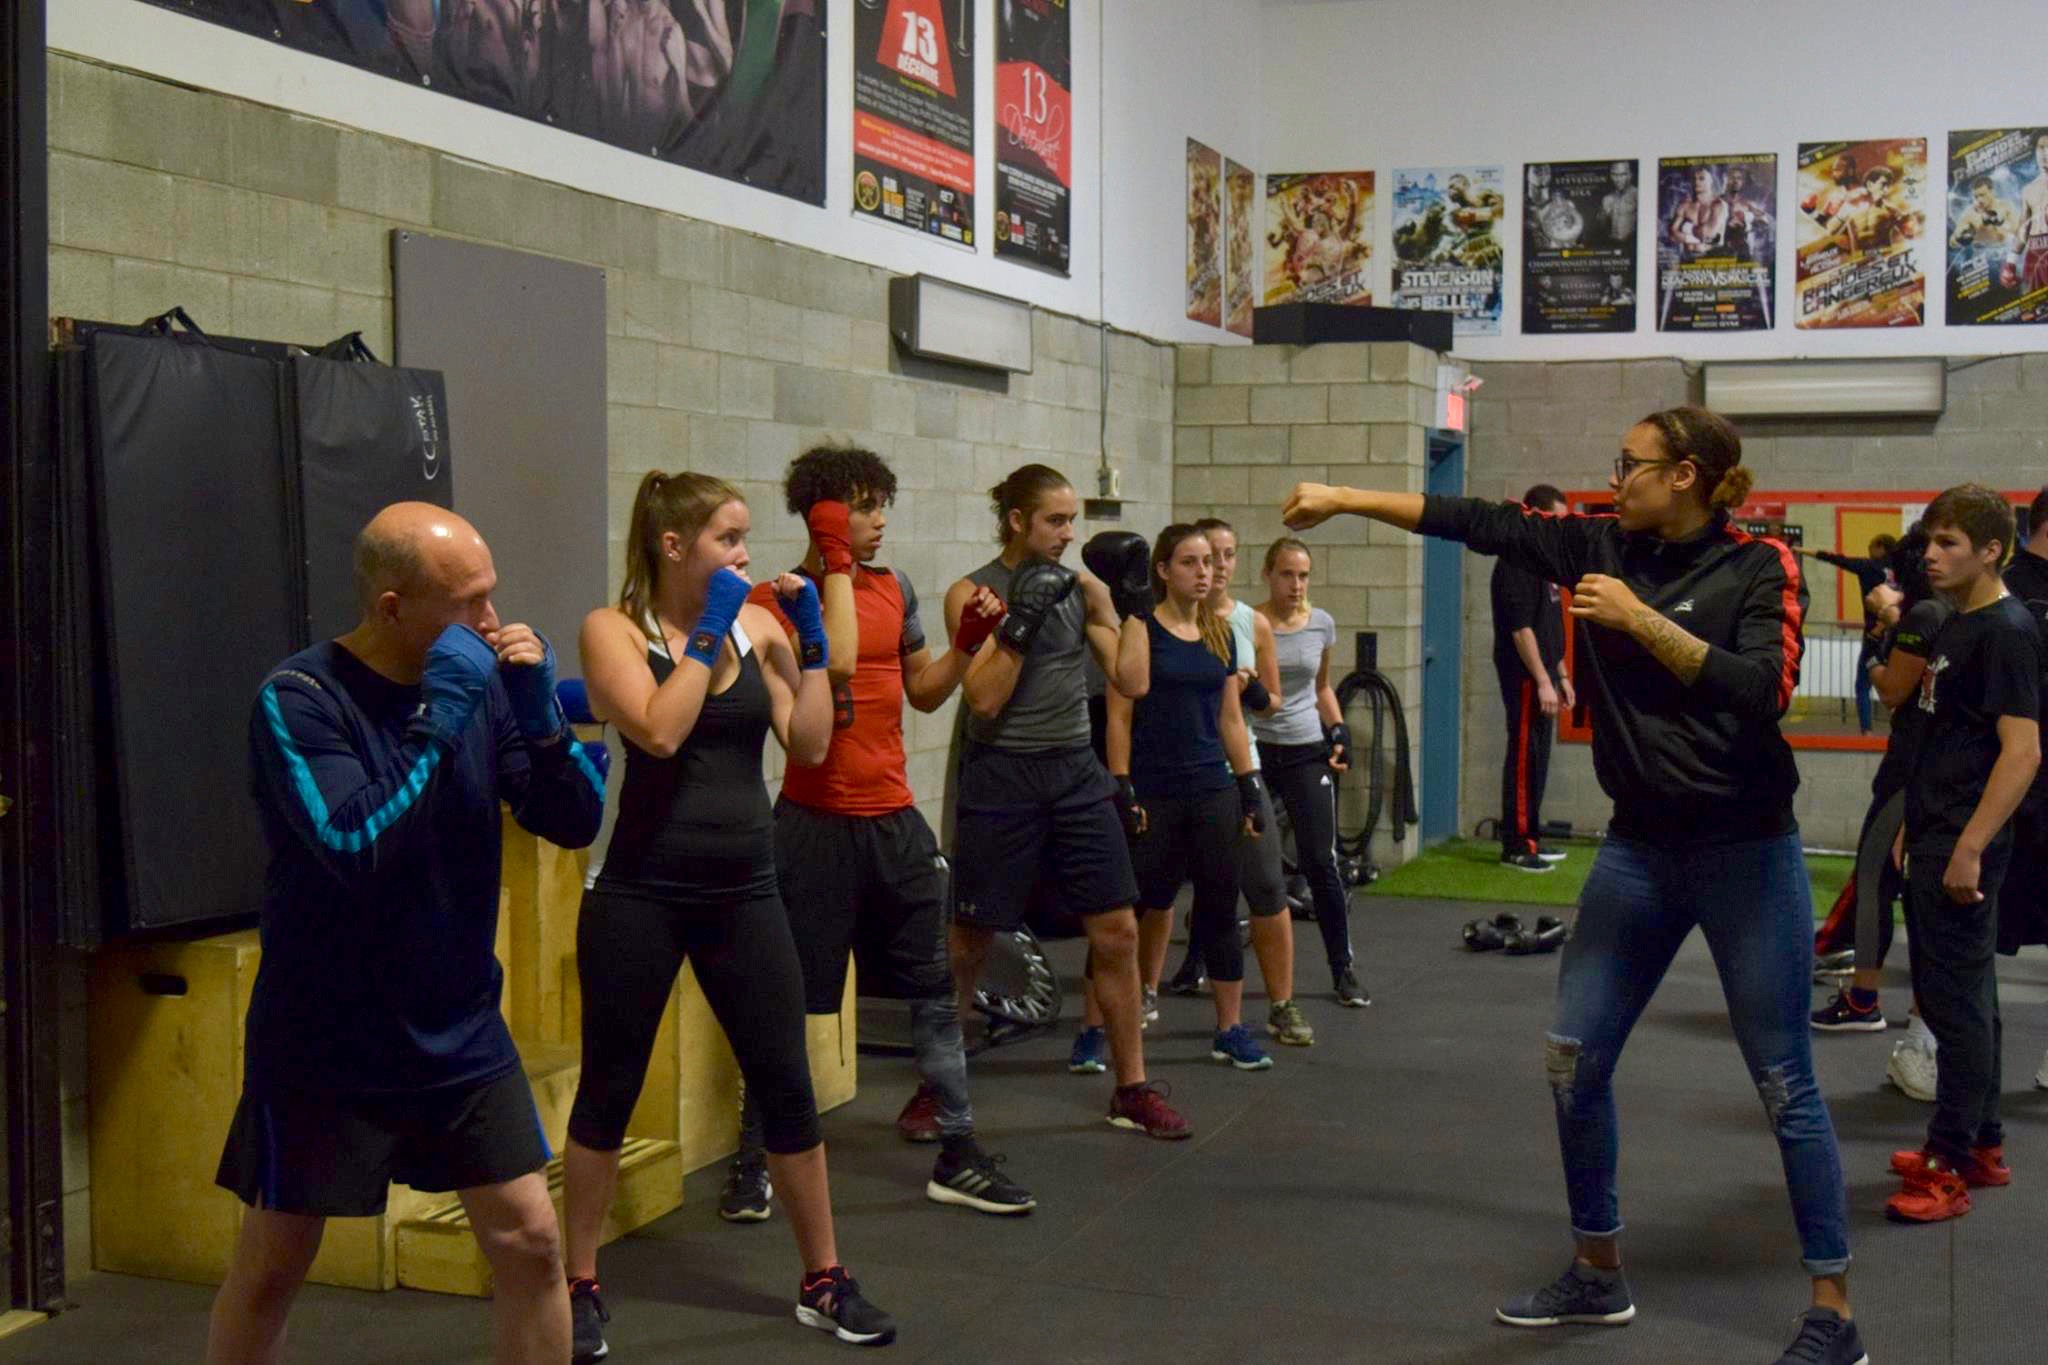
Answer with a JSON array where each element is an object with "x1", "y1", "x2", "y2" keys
[
  {"x1": 853, "y1": 0, "x2": 977, "y2": 248},
  {"x1": 1391, "y1": 166, "x2": 1504, "y2": 336},
  {"x1": 1263, "y1": 172, "x2": 1375, "y2": 306},
  {"x1": 994, "y1": 0, "x2": 1072, "y2": 274},
  {"x1": 1795, "y1": 139, "x2": 1927, "y2": 329},
  {"x1": 1523, "y1": 158, "x2": 1638, "y2": 334},
  {"x1": 1224, "y1": 160, "x2": 1259, "y2": 337},
  {"x1": 1186, "y1": 140, "x2": 1223, "y2": 327},
  {"x1": 1947, "y1": 128, "x2": 2048, "y2": 326},
  {"x1": 1655, "y1": 153, "x2": 1777, "y2": 332},
  {"x1": 140, "y1": 0, "x2": 826, "y2": 204}
]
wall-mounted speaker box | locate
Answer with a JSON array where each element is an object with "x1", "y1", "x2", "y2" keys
[{"x1": 1253, "y1": 303, "x2": 1454, "y2": 353}]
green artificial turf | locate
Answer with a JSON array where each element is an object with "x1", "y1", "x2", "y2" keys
[{"x1": 1363, "y1": 838, "x2": 1854, "y2": 918}]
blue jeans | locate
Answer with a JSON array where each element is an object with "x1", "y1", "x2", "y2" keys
[{"x1": 1548, "y1": 832, "x2": 1851, "y2": 1275}]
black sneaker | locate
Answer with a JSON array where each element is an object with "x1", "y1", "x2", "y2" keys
[
  {"x1": 1810, "y1": 991, "x2": 1887, "y2": 1033},
  {"x1": 796, "y1": 1265, "x2": 897, "y2": 1347},
  {"x1": 1500, "y1": 851, "x2": 1554, "y2": 873},
  {"x1": 569, "y1": 1278, "x2": 610, "y2": 1363},
  {"x1": 926, "y1": 1140, "x2": 1037, "y2": 1215},
  {"x1": 717, "y1": 1154, "x2": 772, "y2": 1223},
  {"x1": 1773, "y1": 1307, "x2": 1869, "y2": 1364},
  {"x1": 1163, "y1": 955, "x2": 1207, "y2": 996},
  {"x1": 1333, "y1": 966, "x2": 1370, "y2": 1007},
  {"x1": 1495, "y1": 1262, "x2": 1635, "y2": 1327},
  {"x1": 1535, "y1": 844, "x2": 1568, "y2": 863}
]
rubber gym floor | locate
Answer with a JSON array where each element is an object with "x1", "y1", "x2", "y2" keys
[{"x1": 14, "y1": 880, "x2": 2047, "y2": 1363}]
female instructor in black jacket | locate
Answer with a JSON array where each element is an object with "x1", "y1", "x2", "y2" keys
[{"x1": 1282, "y1": 407, "x2": 1864, "y2": 1365}]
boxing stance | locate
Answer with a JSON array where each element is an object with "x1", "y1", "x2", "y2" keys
[
  {"x1": 210, "y1": 503, "x2": 603, "y2": 1365},
  {"x1": 1284, "y1": 405, "x2": 1867, "y2": 1365},
  {"x1": 562, "y1": 471, "x2": 894, "y2": 1355},
  {"x1": 946, "y1": 465, "x2": 1190, "y2": 1140},
  {"x1": 729, "y1": 444, "x2": 1032, "y2": 1218}
]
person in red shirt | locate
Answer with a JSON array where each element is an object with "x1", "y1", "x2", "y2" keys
[{"x1": 727, "y1": 444, "x2": 1034, "y2": 1221}]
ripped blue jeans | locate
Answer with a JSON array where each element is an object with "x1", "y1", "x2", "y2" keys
[{"x1": 1548, "y1": 831, "x2": 1850, "y2": 1275}]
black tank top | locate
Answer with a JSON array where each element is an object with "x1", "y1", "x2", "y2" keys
[{"x1": 598, "y1": 626, "x2": 777, "y2": 898}]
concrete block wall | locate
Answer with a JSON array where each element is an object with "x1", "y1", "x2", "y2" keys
[
  {"x1": 44, "y1": 54, "x2": 1176, "y2": 1268},
  {"x1": 1459, "y1": 355, "x2": 2048, "y2": 851},
  {"x1": 1172, "y1": 341, "x2": 1435, "y2": 867}
]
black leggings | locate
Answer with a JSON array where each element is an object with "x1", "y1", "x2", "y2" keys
[
  {"x1": 567, "y1": 883, "x2": 822, "y2": 1155},
  {"x1": 1133, "y1": 788, "x2": 1245, "y2": 983},
  {"x1": 1262, "y1": 744, "x2": 1353, "y2": 971}
]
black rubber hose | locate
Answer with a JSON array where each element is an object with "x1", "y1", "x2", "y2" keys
[{"x1": 1332, "y1": 667, "x2": 1418, "y2": 867}]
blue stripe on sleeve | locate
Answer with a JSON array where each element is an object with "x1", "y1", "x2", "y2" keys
[
  {"x1": 261, "y1": 683, "x2": 443, "y2": 853},
  {"x1": 569, "y1": 741, "x2": 607, "y2": 801}
]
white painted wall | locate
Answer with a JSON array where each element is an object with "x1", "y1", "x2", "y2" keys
[
  {"x1": 50, "y1": 0, "x2": 1260, "y2": 343},
  {"x1": 1259, "y1": 0, "x2": 2048, "y2": 361}
]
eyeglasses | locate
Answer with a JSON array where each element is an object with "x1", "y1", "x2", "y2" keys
[{"x1": 1612, "y1": 454, "x2": 1675, "y2": 483}]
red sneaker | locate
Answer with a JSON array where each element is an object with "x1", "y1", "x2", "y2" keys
[
  {"x1": 1885, "y1": 1162, "x2": 1972, "y2": 1223},
  {"x1": 1106, "y1": 1081, "x2": 1192, "y2": 1140},
  {"x1": 1891, "y1": 1145, "x2": 2011, "y2": 1187},
  {"x1": 895, "y1": 1084, "x2": 941, "y2": 1144}
]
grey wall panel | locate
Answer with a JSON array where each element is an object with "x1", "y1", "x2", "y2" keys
[{"x1": 393, "y1": 231, "x2": 607, "y2": 669}]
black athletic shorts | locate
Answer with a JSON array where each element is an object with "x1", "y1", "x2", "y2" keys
[
  {"x1": 951, "y1": 741, "x2": 1137, "y2": 932},
  {"x1": 214, "y1": 1066, "x2": 550, "y2": 1218},
  {"x1": 775, "y1": 798, "x2": 952, "y2": 1012}
]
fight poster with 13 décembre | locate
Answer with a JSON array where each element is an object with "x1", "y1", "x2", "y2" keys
[
  {"x1": 854, "y1": 0, "x2": 976, "y2": 248},
  {"x1": 1391, "y1": 166, "x2": 1504, "y2": 336},
  {"x1": 1947, "y1": 128, "x2": 2048, "y2": 326},
  {"x1": 1655, "y1": 153, "x2": 1777, "y2": 332},
  {"x1": 1794, "y1": 139, "x2": 1927, "y2": 329},
  {"x1": 994, "y1": 0, "x2": 1072, "y2": 274},
  {"x1": 1522, "y1": 158, "x2": 1638, "y2": 334}
]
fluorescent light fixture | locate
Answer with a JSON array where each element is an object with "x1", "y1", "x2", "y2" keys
[
  {"x1": 1704, "y1": 358, "x2": 1945, "y2": 418},
  {"x1": 888, "y1": 274, "x2": 1034, "y2": 373}
]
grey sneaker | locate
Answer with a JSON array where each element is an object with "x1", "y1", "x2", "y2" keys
[
  {"x1": 1773, "y1": 1307, "x2": 1869, "y2": 1364},
  {"x1": 1268, "y1": 999, "x2": 1315, "y2": 1046},
  {"x1": 1141, "y1": 986, "x2": 1159, "y2": 1028},
  {"x1": 1495, "y1": 1262, "x2": 1635, "y2": 1327}
]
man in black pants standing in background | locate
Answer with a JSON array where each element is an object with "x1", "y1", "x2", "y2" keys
[
  {"x1": 1997, "y1": 487, "x2": 2048, "y2": 1089},
  {"x1": 1492, "y1": 485, "x2": 1572, "y2": 871}
]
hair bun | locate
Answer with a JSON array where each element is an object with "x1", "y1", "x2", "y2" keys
[{"x1": 1711, "y1": 465, "x2": 1754, "y2": 509}]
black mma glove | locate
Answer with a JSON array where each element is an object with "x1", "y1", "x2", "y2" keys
[
  {"x1": 1113, "y1": 775, "x2": 1145, "y2": 840},
  {"x1": 996, "y1": 559, "x2": 1079, "y2": 655},
  {"x1": 1082, "y1": 530, "x2": 1154, "y2": 619},
  {"x1": 1236, "y1": 771, "x2": 1267, "y2": 835},
  {"x1": 1241, "y1": 674, "x2": 1271, "y2": 713}
]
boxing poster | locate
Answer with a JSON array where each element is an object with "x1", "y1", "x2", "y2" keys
[
  {"x1": 1224, "y1": 160, "x2": 1259, "y2": 337},
  {"x1": 1263, "y1": 172, "x2": 1375, "y2": 306},
  {"x1": 1946, "y1": 128, "x2": 2048, "y2": 326},
  {"x1": 993, "y1": 0, "x2": 1071, "y2": 274},
  {"x1": 1187, "y1": 140, "x2": 1223, "y2": 326},
  {"x1": 853, "y1": 0, "x2": 976, "y2": 248},
  {"x1": 138, "y1": 0, "x2": 827, "y2": 205},
  {"x1": 1655, "y1": 153, "x2": 1777, "y2": 332},
  {"x1": 1522, "y1": 159, "x2": 1638, "y2": 334},
  {"x1": 1795, "y1": 139, "x2": 1928, "y2": 329},
  {"x1": 1391, "y1": 166, "x2": 1504, "y2": 337}
]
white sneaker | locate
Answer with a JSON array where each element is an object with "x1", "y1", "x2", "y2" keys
[
  {"x1": 2034, "y1": 1046, "x2": 2048, "y2": 1091},
  {"x1": 1886, "y1": 1034, "x2": 1938, "y2": 1103}
]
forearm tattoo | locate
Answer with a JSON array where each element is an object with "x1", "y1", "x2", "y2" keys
[{"x1": 1628, "y1": 605, "x2": 1709, "y2": 684}]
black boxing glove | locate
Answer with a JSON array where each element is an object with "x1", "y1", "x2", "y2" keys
[
  {"x1": 1324, "y1": 721, "x2": 1351, "y2": 766},
  {"x1": 1082, "y1": 530, "x2": 1154, "y2": 619},
  {"x1": 996, "y1": 559, "x2": 1079, "y2": 655},
  {"x1": 1236, "y1": 771, "x2": 1267, "y2": 835},
  {"x1": 1241, "y1": 674, "x2": 1272, "y2": 713},
  {"x1": 1113, "y1": 775, "x2": 1144, "y2": 840}
]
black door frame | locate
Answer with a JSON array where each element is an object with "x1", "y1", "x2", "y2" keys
[{"x1": 1, "y1": 0, "x2": 67, "y2": 1313}]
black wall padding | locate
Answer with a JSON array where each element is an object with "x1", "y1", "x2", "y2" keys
[
  {"x1": 86, "y1": 332, "x2": 299, "y2": 931},
  {"x1": 293, "y1": 354, "x2": 454, "y2": 641}
]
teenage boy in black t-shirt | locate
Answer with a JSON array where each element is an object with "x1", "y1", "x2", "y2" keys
[{"x1": 1887, "y1": 484, "x2": 2042, "y2": 1225}]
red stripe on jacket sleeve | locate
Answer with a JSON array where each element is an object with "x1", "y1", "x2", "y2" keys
[{"x1": 1728, "y1": 529, "x2": 1804, "y2": 711}]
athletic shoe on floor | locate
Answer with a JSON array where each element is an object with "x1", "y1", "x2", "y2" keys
[
  {"x1": 1812, "y1": 948, "x2": 1855, "y2": 983},
  {"x1": 1886, "y1": 1033, "x2": 1937, "y2": 1102},
  {"x1": 1334, "y1": 966, "x2": 1370, "y2": 1007},
  {"x1": 1107, "y1": 1080, "x2": 1192, "y2": 1139},
  {"x1": 796, "y1": 1266, "x2": 896, "y2": 1347},
  {"x1": 1811, "y1": 991, "x2": 1886, "y2": 1033},
  {"x1": 1494, "y1": 1262, "x2": 1635, "y2": 1327},
  {"x1": 895, "y1": 1084, "x2": 941, "y2": 1143},
  {"x1": 1891, "y1": 1144, "x2": 2010, "y2": 1188},
  {"x1": 1500, "y1": 851, "x2": 1553, "y2": 873},
  {"x1": 1268, "y1": 999, "x2": 1315, "y2": 1046},
  {"x1": 1164, "y1": 956, "x2": 1207, "y2": 996},
  {"x1": 1211, "y1": 1023, "x2": 1273, "y2": 1070},
  {"x1": 2036, "y1": 1046, "x2": 2048, "y2": 1091},
  {"x1": 569, "y1": 1278, "x2": 610, "y2": 1363},
  {"x1": 1772, "y1": 1307, "x2": 1869, "y2": 1365},
  {"x1": 1885, "y1": 1159, "x2": 1971, "y2": 1223},
  {"x1": 1068, "y1": 1026, "x2": 1108, "y2": 1074},
  {"x1": 1141, "y1": 986, "x2": 1160, "y2": 1029},
  {"x1": 718, "y1": 1155, "x2": 773, "y2": 1223},
  {"x1": 926, "y1": 1140, "x2": 1036, "y2": 1215},
  {"x1": 1535, "y1": 844, "x2": 1568, "y2": 863}
]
